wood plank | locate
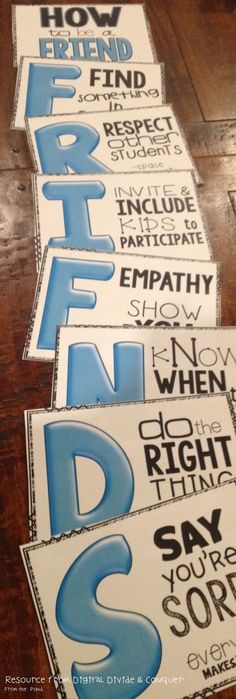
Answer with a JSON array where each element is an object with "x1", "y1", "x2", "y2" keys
[
  {"x1": 0, "y1": 130, "x2": 32, "y2": 171},
  {"x1": 0, "y1": 168, "x2": 54, "y2": 695},
  {"x1": 0, "y1": 169, "x2": 35, "y2": 279},
  {"x1": 166, "y1": 0, "x2": 236, "y2": 120},
  {"x1": 185, "y1": 120, "x2": 236, "y2": 158},
  {"x1": 140, "y1": 0, "x2": 203, "y2": 123},
  {"x1": 196, "y1": 155, "x2": 236, "y2": 326},
  {"x1": 0, "y1": 0, "x2": 32, "y2": 168},
  {"x1": 1, "y1": 0, "x2": 16, "y2": 130}
]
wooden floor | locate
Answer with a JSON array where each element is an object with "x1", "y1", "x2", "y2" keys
[{"x1": 1, "y1": 1, "x2": 236, "y2": 697}]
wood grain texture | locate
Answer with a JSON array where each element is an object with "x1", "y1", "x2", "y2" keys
[
  {"x1": 185, "y1": 120, "x2": 236, "y2": 157},
  {"x1": 0, "y1": 169, "x2": 54, "y2": 694},
  {"x1": 1, "y1": 1, "x2": 236, "y2": 699},
  {"x1": 137, "y1": 0, "x2": 203, "y2": 123},
  {"x1": 166, "y1": 0, "x2": 236, "y2": 121},
  {"x1": 196, "y1": 156, "x2": 236, "y2": 325},
  {"x1": 0, "y1": 130, "x2": 32, "y2": 170}
]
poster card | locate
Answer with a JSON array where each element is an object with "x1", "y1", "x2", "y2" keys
[
  {"x1": 23, "y1": 248, "x2": 220, "y2": 361},
  {"x1": 53, "y1": 325, "x2": 236, "y2": 409},
  {"x1": 12, "y1": 4, "x2": 157, "y2": 66},
  {"x1": 12, "y1": 58, "x2": 165, "y2": 130},
  {"x1": 21, "y1": 480, "x2": 236, "y2": 699},
  {"x1": 33, "y1": 170, "x2": 212, "y2": 270},
  {"x1": 25, "y1": 105, "x2": 201, "y2": 182},
  {"x1": 25, "y1": 393, "x2": 236, "y2": 541}
]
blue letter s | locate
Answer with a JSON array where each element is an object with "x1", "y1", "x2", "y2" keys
[{"x1": 56, "y1": 535, "x2": 162, "y2": 699}]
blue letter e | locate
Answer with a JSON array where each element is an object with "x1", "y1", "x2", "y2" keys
[
  {"x1": 37, "y1": 256, "x2": 114, "y2": 351},
  {"x1": 26, "y1": 63, "x2": 81, "y2": 117}
]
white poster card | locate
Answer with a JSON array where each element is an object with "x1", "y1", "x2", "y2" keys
[
  {"x1": 33, "y1": 170, "x2": 211, "y2": 270},
  {"x1": 53, "y1": 325, "x2": 236, "y2": 409},
  {"x1": 25, "y1": 394, "x2": 236, "y2": 542},
  {"x1": 23, "y1": 248, "x2": 220, "y2": 361},
  {"x1": 12, "y1": 4, "x2": 156, "y2": 66},
  {"x1": 21, "y1": 481, "x2": 236, "y2": 699},
  {"x1": 12, "y1": 58, "x2": 165, "y2": 130},
  {"x1": 25, "y1": 105, "x2": 201, "y2": 182}
]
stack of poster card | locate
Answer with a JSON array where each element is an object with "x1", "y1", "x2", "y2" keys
[
  {"x1": 52, "y1": 325, "x2": 236, "y2": 408},
  {"x1": 11, "y1": 4, "x2": 236, "y2": 699},
  {"x1": 23, "y1": 249, "x2": 219, "y2": 361},
  {"x1": 32, "y1": 170, "x2": 211, "y2": 270},
  {"x1": 24, "y1": 105, "x2": 201, "y2": 179},
  {"x1": 12, "y1": 58, "x2": 166, "y2": 129},
  {"x1": 12, "y1": 4, "x2": 157, "y2": 64},
  {"x1": 25, "y1": 393, "x2": 236, "y2": 540},
  {"x1": 21, "y1": 481, "x2": 236, "y2": 698}
]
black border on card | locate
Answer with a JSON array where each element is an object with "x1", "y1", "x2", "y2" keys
[
  {"x1": 11, "y1": 58, "x2": 166, "y2": 131},
  {"x1": 142, "y1": 3, "x2": 158, "y2": 63},
  {"x1": 52, "y1": 322, "x2": 235, "y2": 405},
  {"x1": 32, "y1": 172, "x2": 42, "y2": 270},
  {"x1": 21, "y1": 479, "x2": 236, "y2": 699},
  {"x1": 12, "y1": 5, "x2": 18, "y2": 68},
  {"x1": 10, "y1": 54, "x2": 25, "y2": 129},
  {"x1": 24, "y1": 103, "x2": 202, "y2": 183},
  {"x1": 33, "y1": 169, "x2": 212, "y2": 273},
  {"x1": 12, "y1": 4, "x2": 158, "y2": 68},
  {"x1": 22, "y1": 247, "x2": 221, "y2": 362},
  {"x1": 25, "y1": 392, "x2": 236, "y2": 542}
]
